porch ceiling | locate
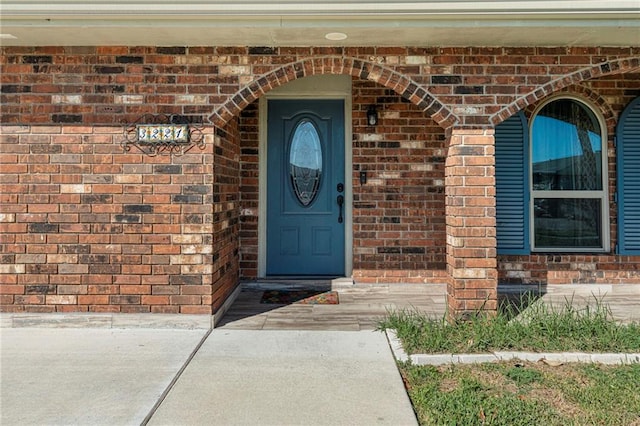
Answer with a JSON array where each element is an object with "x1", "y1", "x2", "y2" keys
[{"x1": 1, "y1": 1, "x2": 639, "y2": 47}]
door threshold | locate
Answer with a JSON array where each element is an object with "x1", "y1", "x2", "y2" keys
[
  {"x1": 263, "y1": 275, "x2": 340, "y2": 280},
  {"x1": 242, "y1": 277, "x2": 353, "y2": 291}
]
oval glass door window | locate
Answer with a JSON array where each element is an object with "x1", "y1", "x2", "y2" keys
[{"x1": 289, "y1": 120, "x2": 322, "y2": 206}]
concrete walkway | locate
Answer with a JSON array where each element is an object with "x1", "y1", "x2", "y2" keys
[
  {"x1": 149, "y1": 330, "x2": 416, "y2": 426},
  {"x1": 0, "y1": 325, "x2": 417, "y2": 426},
  {"x1": 0, "y1": 327, "x2": 208, "y2": 425}
]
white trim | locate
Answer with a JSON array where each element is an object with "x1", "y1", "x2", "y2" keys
[
  {"x1": 5, "y1": 1, "x2": 639, "y2": 17},
  {"x1": 529, "y1": 94, "x2": 610, "y2": 252},
  {"x1": 258, "y1": 75, "x2": 353, "y2": 278},
  {"x1": 3, "y1": 1, "x2": 637, "y2": 47},
  {"x1": 258, "y1": 97, "x2": 268, "y2": 278}
]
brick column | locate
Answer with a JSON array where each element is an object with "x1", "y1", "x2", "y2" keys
[
  {"x1": 445, "y1": 128, "x2": 498, "y2": 319},
  {"x1": 211, "y1": 120, "x2": 241, "y2": 314}
]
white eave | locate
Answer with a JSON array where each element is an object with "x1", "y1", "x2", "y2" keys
[{"x1": 1, "y1": 1, "x2": 639, "y2": 46}]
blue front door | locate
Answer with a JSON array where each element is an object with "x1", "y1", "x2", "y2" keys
[{"x1": 267, "y1": 99, "x2": 345, "y2": 276}]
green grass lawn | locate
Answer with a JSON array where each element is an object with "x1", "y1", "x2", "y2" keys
[
  {"x1": 380, "y1": 296, "x2": 640, "y2": 425},
  {"x1": 380, "y1": 296, "x2": 640, "y2": 354},
  {"x1": 401, "y1": 361, "x2": 640, "y2": 425}
]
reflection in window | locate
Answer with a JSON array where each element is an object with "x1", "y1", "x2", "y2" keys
[
  {"x1": 531, "y1": 98, "x2": 607, "y2": 251},
  {"x1": 534, "y1": 198, "x2": 602, "y2": 248},
  {"x1": 290, "y1": 120, "x2": 322, "y2": 206},
  {"x1": 532, "y1": 100, "x2": 602, "y2": 191}
]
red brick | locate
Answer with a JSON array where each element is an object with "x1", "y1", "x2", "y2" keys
[
  {"x1": 141, "y1": 295, "x2": 170, "y2": 305},
  {"x1": 78, "y1": 295, "x2": 109, "y2": 305},
  {"x1": 119, "y1": 285, "x2": 151, "y2": 295},
  {"x1": 0, "y1": 285, "x2": 25, "y2": 295},
  {"x1": 151, "y1": 305, "x2": 180, "y2": 313},
  {"x1": 58, "y1": 305, "x2": 89, "y2": 312},
  {"x1": 180, "y1": 306, "x2": 212, "y2": 314},
  {"x1": 170, "y1": 295, "x2": 201, "y2": 305},
  {"x1": 90, "y1": 305, "x2": 121, "y2": 313}
]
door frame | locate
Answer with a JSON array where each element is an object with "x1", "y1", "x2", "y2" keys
[{"x1": 258, "y1": 75, "x2": 353, "y2": 278}]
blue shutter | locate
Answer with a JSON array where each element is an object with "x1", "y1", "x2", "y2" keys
[
  {"x1": 617, "y1": 97, "x2": 640, "y2": 255},
  {"x1": 495, "y1": 112, "x2": 530, "y2": 254}
]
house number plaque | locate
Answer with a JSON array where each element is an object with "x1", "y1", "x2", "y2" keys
[
  {"x1": 137, "y1": 124, "x2": 189, "y2": 144},
  {"x1": 122, "y1": 114, "x2": 204, "y2": 156}
]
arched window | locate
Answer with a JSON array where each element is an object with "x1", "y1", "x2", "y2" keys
[{"x1": 530, "y1": 97, "x2": 609, "y2": 251}]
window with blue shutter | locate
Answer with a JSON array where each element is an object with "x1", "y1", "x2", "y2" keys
[
  {"x1": 617, "y1": 97, "x2": 640, "y2": 255},
  {"x1": 530, "y1": 98, "x2": 608, "y2": 251},
  {"x1": 495, "y1": 112, "x2": 530, "y2": 254}
]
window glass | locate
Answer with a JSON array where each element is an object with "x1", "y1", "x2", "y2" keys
[
  {"x1": 532, "y1": 99, "x2": 602, "y2": 191},
  {"x1": 289, "y1": 120, "x2": 322, "y2": 206},
  {"x1": 533, "y1": 198, "x2": 602, "y2": 248},
  {"x1": 531, "y1": 98, "x2": 607, "y2": 251}
]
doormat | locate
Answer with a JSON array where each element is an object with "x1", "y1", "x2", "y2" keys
[{"x1": 260, "y1": 290, "x2": 339, "y2": 305}]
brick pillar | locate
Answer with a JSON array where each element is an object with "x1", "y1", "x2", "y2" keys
[
  {"x1": 211, "y1": 120, "x2": 241, "y2": 314},
  {"x1": 445, "y1": 128, "x2": 497, "y2": 320}
]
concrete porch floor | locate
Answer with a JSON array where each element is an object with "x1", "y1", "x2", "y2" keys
[
  {"x1": 216, "y1": 281, "x2": 446, "y2": 331},
  {"x1": 217, "y1": 282, "x2": 640, "y2": 330}
]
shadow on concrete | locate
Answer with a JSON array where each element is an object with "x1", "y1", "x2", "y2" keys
[
  {"x1": 215, "y1": 279, "x2": 334, "y2": 328},
  {"x1": 498, "y1": 283, "x2": 548, "y2": 320}
]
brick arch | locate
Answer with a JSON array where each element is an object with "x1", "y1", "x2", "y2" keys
[
  {"x1": 524, "y1": 85, "x2": 617, "y2": 132},
  {"x1": 208, "y1": 56, "x2": 458, "y2": 129},
  {"x1": 491, "y1": 56, "x2": 640, "y2": 126}
]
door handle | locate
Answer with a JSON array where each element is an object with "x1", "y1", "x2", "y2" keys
[{"x1": 337, "y1": 195, "x2": 344, "y2": 224}]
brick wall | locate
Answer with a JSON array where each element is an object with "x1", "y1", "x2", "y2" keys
[
  {"x1": 211, "y1": 121, "x2": 241, "y2": 312},
  {"x1": 238, "y1": 103, "x2": 259, "y2": 279},
  {"x1": 1, "y1": 45, "x2": 639, "y2": 314},
  {"x1": 351, "y1": 80, "x2": 447, "y2": 283},
  {"x1": 2, "y1": 47, "x2": 638, "y2": 129},
  {"x1": 0, "y1": 125, "x2": 215, "y2": 313}
]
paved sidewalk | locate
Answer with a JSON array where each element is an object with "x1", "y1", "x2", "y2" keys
[
  {"x1": 1, "y1": 326, "x2": 417, "y2": 426},
  {"x1": 149, "y1": 330, "x2": 416, "y2": 426},
  {"x1": 0, "y1": 327, "x2": 208, "y2": 425}
]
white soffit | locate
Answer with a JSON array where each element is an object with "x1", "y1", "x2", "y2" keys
[{"x1": 1, "y1": 1, "x2": 639, "y2": 46}]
